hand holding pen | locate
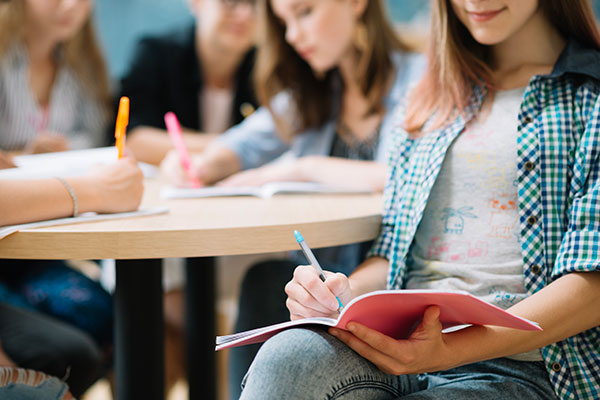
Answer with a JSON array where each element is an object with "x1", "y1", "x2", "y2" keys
[{"x1": 285, "y1": 230, "x2": 351, "y2": 320}]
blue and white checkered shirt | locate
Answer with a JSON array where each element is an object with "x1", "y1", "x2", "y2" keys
[{"x1": 369, "y1": 39, "x2": 600, "y2": 400}]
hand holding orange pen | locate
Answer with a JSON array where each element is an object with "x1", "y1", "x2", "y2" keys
[{"x1": 115, "y1": 96, "x2": 129, "y2": 159}]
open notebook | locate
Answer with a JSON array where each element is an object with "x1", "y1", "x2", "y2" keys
[
  {"x1": 216, "y1": 289, "x2": 541, "y2": 351},
  {"x1": 0, "y1": 147, "x2": 158, "y2": 179},
  {"x1": 161, "y1": 181, "x2": 373, "y2": 199}
]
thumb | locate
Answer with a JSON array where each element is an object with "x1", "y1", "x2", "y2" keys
[{"x1": 422, "y1": 306, "x2": 442, "y2": 330}]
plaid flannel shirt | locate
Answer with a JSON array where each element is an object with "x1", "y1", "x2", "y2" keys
[{"x1": 368, "y1": 39, "x2": 600, "y2": 400}]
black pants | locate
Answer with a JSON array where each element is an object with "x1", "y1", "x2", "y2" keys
[{"x1": 0, "y1": 302, "x2": 105, "y2": 397}]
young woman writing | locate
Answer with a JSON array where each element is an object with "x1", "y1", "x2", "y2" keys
[{"x1": 240, "y1": 1, "x2": 600, "y2": 398}]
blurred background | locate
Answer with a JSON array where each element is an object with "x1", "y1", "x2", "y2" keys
[{"x1": 94, "y1": 0, "x2": 600, "y2": 83}]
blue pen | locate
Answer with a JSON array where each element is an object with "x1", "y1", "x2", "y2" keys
[{"x1": 294, "y1": 230, "x2": 344, "y2": 311}]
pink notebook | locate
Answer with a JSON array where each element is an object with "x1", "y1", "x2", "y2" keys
[{"x1": 215, "y1": 290, "x2": 541, "y2": 351}]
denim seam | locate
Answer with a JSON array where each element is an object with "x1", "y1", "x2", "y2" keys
[{"x1": 327, "y1": 374, "x2": 402, "y2": 400}]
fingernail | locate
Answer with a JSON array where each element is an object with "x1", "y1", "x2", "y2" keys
[{"x1": 347, "y1": 323, "x2": 355, "y2": 332}]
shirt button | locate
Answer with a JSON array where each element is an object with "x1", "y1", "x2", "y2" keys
[
  {"x1": 523, "y1": 116, "x2": 534, "y2": 124},
  {"x1": 524, "y1": 161, "x2": 535, "y2": 171},
  {"x1": 527, "y1": 216, "x2": 537, "y2": 225},
  {"x1": 531, "y1": 264, "x2": 542, "y2": 274},
  {"x1": 552, "y1": 362, "x2": 561, "y2": 372}
]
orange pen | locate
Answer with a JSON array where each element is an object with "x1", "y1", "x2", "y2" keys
[{"x1": 114, "y1": 96, "x2": 130, "y2": 159}]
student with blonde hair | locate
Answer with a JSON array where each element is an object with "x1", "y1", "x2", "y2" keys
[
  {"x1": 0, "y1": 0, "x2": 110, "y2": 154},
  {"x1": 240, "y1": 0, "x2": 600, "y2": 399}
]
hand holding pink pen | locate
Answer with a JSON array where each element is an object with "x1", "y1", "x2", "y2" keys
[{"x1": 164, "y1": 112, "x2": 201, "y2": 188}]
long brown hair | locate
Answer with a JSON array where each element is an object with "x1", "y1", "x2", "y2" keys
[
  {"x1": 255, "y1": 0, "x2": 408, "y2": 138},
  {"x1": 405, "y1": 0, "x2": 600, "y2": 134},
  {"x1": 0, "y1": 0, "x2": 111, "y2": 116}
]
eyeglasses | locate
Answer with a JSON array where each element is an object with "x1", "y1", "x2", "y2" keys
[{"x1": 220, "y1": 0, "x2": 256, "y2": 9}]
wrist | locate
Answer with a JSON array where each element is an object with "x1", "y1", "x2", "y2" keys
[
  {"x1": 67, "y1": 176, "x2": 100, "y2": 214},
  {"x1": 441, "y1": 325, "x2": 494, "y2": 368}
]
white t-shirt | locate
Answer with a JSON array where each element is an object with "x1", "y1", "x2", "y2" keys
[{"x1": 406, "y1": 87, "x2": 541, "y2": 361}]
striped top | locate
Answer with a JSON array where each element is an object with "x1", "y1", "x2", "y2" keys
[
  {"x1": 0, "y1": 44, "x2": 106, "y2": 151},
  {"x1": 368, "y1": 39, "x2": 600, "y2": 400}
]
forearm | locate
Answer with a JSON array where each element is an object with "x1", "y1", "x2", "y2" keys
[
  {"x1": 297, "y1": 156, "x2": 387, "y2": 191},
  {"x1": 348, "y1": 257, "x2": 389, "y2": 297},
  {"x1": 444, "y1": 271, "x2": 600, "y2": 368},
  {"x1": 128, "y1": 127, "x2": 217, "y2": 165},
  {"x1": 0, "y1": 178, "x2": 98, "y2": 226},
  {"x1": 184, "y1": 132, "x2": 218, "y2": 152},
  {"x1": 196, "y1": 143, "x2": 243, "y2": 185},
  {"x1": 127, "y1": 127, "x2": 174, "y2": 165}
]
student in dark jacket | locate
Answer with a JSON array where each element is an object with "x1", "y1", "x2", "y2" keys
[{"x1": 120, "y1": 0, "x2": 258, "y2": 166}]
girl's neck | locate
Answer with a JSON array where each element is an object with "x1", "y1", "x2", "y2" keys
[
  {"x1": 338, "y1": 49, "x2": 383, "y2": 141},
  {"x1": 197, "y1": 33, "x2": 244, "y2": 90},
  {"x1": 491, "y1": 8, "x2": 565, "y2": 88},
  {"x1": 24, "y1": 27, "x2": 57, "y2": 65},
  {"x1": 338, "y1": 48, "x2": 363, "y2": 98},
  {"x1": 23, "y1": 26, "x2": 58, "y2": 108}
]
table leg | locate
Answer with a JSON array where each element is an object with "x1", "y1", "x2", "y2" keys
[
  {"x1": 186, "y1": 257, "x2": 216, "y2": 400},
  {"x1": 115, "y1": 259, "x2": 164, "y2": 400}
]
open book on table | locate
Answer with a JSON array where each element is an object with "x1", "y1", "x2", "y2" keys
[
  {"x1": 161, "y1": 181, "x2": 373, "y2": 200},
  {"x1": 0, "y1": 147, "x2": 158, "y2": 180},
  {"x1": 215, "y1": 289, "x2": 541, "y2": 351}
]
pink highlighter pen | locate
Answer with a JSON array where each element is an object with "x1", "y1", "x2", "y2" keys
[{"x1": 164, "y1": 112, "x2": 201, "y2": 188}]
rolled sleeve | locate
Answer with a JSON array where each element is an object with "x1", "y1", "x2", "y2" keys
[{"x1": 553, "y1": 84, "x2": 600, "y2": 277}]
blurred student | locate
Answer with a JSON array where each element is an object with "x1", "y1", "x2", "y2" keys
[
  {"x1": 117, "y1": 0, "x2": 258, "y2": 391},
  {"x1": 121, "y1": 0, "x2": 258, "y2": 165},
  {"x1": 161, "y1": 0, "x2": 425, "y2": 397},
  {"x1": 240, "y1": 0, "x2": 600, "y2": 399},
  {"x1": 0, "y1": 158, "x2": 144, "y2": 397},
  {"x1": 0, "y1": 0, "x2": 110, "y2": 154}
]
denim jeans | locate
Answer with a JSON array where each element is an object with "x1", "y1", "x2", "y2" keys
[
  {"x1": 0, "y1": 367, "x2": 72, "y2": 400},
  {"x1": 240, "y1": 328, "x2": 558, "y2": 400}
]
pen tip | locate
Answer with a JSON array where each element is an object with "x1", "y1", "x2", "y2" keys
[{"x1": 293, "y1": 230, "x2": 303, "y2": 242}]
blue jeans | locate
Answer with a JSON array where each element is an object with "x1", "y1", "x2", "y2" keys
[
  {"x1": 0, "y1": 367, "x2": 72, "y2": 400},
  {"x1": 240, "y1": 328, "x2": 558, "y2": 399},
  {"x1": 0, "y1": 259, "x2": 113, "y2": 347}
]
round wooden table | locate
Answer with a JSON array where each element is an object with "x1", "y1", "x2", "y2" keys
[
  {"x1": 0, "y1": 179, "x2": 383, "y2": 400},
  {"x1": 0, "y1": 180, "x2": 383, "y2": 259}
]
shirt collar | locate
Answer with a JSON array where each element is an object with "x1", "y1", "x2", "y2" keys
[{"x1": 549, "y1": 38, "x2": 600, "y2": 81}]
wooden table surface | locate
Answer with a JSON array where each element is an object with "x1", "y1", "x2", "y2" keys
[{"x1": 0, "y1": 179, "x2": 383, "y2": 260}]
